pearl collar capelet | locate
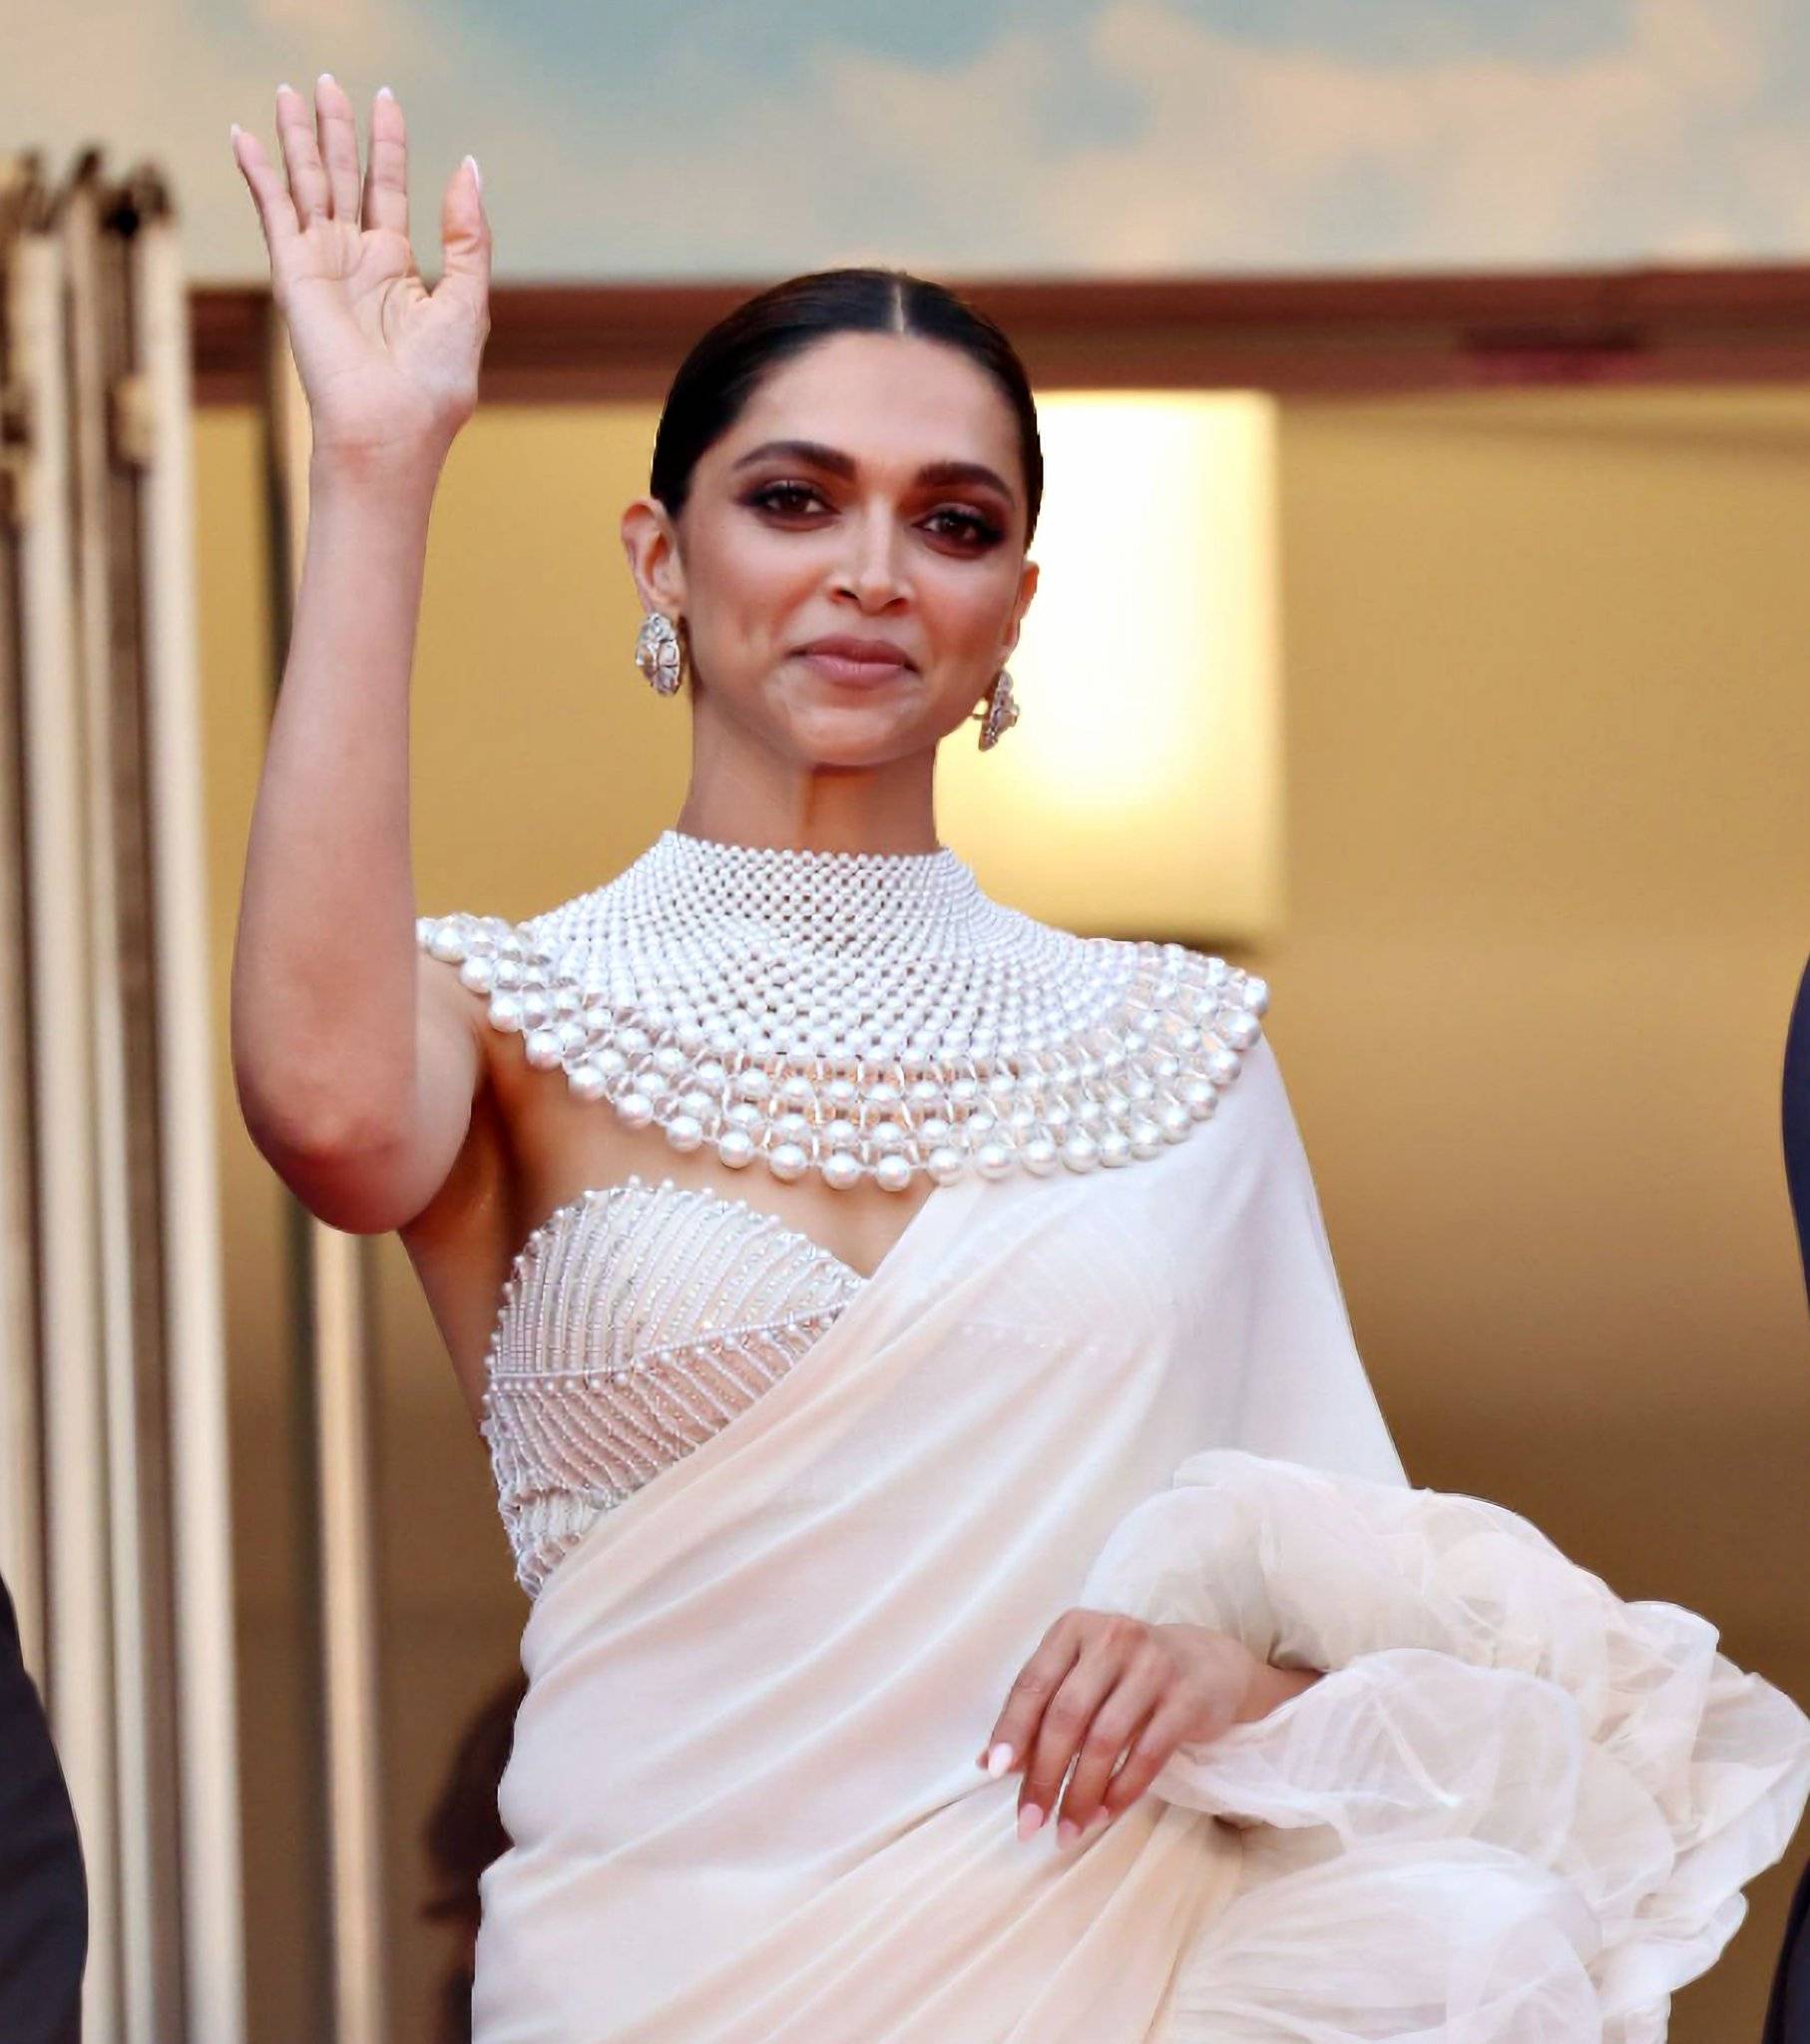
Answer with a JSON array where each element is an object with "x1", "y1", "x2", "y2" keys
[{"x1": 416, "y1": 829, "x2": 1268, "y2": 1192}]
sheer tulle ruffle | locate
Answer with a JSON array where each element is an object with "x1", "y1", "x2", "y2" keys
[{"x1": 1079, "y1": 1449, "x2": 1810, "y2": 2043}]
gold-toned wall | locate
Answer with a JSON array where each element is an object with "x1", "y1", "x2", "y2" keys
[
  {"x1": 199, "y1": 386, "x2": 1810, "y2": 2040},
  {"x1": 1270, "y1": 383, "x2": 1810, "y2": 2036}
]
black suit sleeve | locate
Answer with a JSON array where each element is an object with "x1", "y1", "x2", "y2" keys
[
  {"x1": 0, "y1": 1570, "x2": 85, "y2": 2044},
  {"x1": 1762, "y1": 954, "x2": 1810, "y2": 2044}
]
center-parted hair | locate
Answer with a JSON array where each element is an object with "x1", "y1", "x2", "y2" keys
[{"x1": 649, "y1": 266, "x2": 1044, "y2": 547}]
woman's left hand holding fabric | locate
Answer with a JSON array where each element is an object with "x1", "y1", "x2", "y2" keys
[{"x1": 976, "y1": 1608, "x2": 1321, "y2": 1847}]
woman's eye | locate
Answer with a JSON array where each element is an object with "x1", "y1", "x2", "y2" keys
[
  {"x1": 924, "y1": 508, "x2": 1003, "y2": 548},
  {"x1": 748, "y1": 482, "x2": 824, "y2": 516}
]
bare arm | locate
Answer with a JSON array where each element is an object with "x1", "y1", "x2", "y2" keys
[{"x1": 226, "y1": 77, "x2": 492, "y2": 1233}]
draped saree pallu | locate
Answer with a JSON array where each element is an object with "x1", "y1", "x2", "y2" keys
[{"x1": 419, "y1": 833, "x2": 1810, "y2": 2044}]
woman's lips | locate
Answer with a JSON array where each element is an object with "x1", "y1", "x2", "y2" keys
[{"x1": 794, "y1": 650, "x2": 914, "y2": 685}]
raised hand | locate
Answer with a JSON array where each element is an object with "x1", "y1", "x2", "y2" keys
[{"x1": 228, "y1": 76, "x2": 490, "y2": 473}]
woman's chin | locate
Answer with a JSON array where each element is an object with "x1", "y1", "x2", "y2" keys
[{"x1": 780, "y1": 702, "x2": 930, "y2": 767}]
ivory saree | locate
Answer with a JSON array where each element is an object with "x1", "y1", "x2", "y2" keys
[{"x1": 466, "y1": 1033, "x2": 1810, "y2": 2042}]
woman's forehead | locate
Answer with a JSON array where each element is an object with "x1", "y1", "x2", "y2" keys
[{"x1": 724, "y1": 331, "x2": 1021, "y2": 473}]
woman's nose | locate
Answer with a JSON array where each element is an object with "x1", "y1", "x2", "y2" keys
[{"x1": 839, "y1": 512, "x2": 907, "y2": 607}]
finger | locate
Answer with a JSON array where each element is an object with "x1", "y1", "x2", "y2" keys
[
  {"x1": 1096, "y1": 1695, "x2": 1196, "y2": 1825},
  {"x1": 979, "y1": 1614, "x2": 1081, "y2": 1793},
  {"x1": 228, "y1": 125, "x2": 301, "y2": 270},
  {"x1": 312, "y1": 72, "x2": 362, "y2": 225},
  {"x1": 430, "y1": 156, "x2": 490, "y2": 319},
  {"x1": 1055, "y1": 1656, "x2": 1164, "y2": 1840},
  {"x1": 361, "y1": 86, "x2": 408, "y2": 241},
  {"x1": 1018, "y1": 1640, "x2": 1126, "y2": 1840},
  {"x1": 273, "y1": 82, "x2": 330, "y2": 226}
]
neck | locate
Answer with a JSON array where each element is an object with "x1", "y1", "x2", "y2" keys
[{"x1": 673, "y1": 716, "x2": 943, "y2": 856}]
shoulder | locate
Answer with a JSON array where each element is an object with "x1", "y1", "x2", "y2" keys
[
  {"x1": 415, "y1": 878, "x2": 601, "y2": 993},
  {"x1": 1053, "y1": 922, "x2": 1270, "y2": 1058}
]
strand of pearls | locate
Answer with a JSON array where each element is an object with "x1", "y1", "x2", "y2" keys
[{"x1": 418, "y1": 829, "x2": 1268, "y2": 1191}]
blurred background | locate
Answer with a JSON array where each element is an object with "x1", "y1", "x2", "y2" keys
[{"x1": 4, "y1": 4, "x2": 1810, "y2": 2042}]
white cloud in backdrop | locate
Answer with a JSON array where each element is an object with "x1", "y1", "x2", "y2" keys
[{"x1": 2, "y1": 0, "x2": 1806, "y2": 280}]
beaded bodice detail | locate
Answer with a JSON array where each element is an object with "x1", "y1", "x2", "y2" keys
[
  {"x1": 417, "y1": 829, "x2": 1268, "y2": 1194},
  {"x1": 484, "y1": 1176, "x2": 867, "y2": 1595}
]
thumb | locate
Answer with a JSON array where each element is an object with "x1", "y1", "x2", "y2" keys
[{"x1": 432, "y1": 156, "x2": 490, "y2": 316}]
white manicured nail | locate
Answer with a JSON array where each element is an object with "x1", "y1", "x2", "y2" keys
[{"x1": 985, "y1": 1741, "x2": 1013, "y2": 1779}]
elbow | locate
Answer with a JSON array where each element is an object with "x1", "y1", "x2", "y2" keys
[{"x1": 233, "y1": 1077, "x2": 421, "y2": 1237}]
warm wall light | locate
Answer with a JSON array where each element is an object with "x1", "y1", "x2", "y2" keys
[{"x1": 936, "y1": 390, "x2": 1283, "y2": 945}]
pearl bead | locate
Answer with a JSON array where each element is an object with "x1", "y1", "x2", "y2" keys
[
  {"x1": 874, "y1": 1153, "x2": 913, "y2": 1193},
  {"x1": 1061, "y1": 1134, "x2": 1100, "y2": 1173},
  {"x1": 665, "y1": 1114, "x2": 704, "y2": 1153},
  {"x1": 716, "y1": 1128, "x2": 755, "y2": 1169},
  {"x1": 768, "y1": 1142, "x2": 809, "y2": 1181},
  {"x1": 974, "y1": 1141, "x2": 1015, "y2": 1180},
  {"x1": 926, "y1": 1147, "x2": 965, "y2": 1186}
]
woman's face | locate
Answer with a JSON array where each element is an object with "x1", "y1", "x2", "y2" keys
[{"x1": 622, "y1": 329, "x2": 1038, "y2": 769}]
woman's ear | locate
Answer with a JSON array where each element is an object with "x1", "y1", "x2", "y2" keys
[
  {"x1": 1001, "y1": 555, "x2": 1039, "y2": 663},
  {"x1": 620, "y1": 497, "x2": 687, "y2": 615}
]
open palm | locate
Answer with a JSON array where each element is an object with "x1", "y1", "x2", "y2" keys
[{"x1": 229, "y1": 76, "x2": 490, "y2": 468}]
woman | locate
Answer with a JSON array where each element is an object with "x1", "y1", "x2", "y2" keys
[{"x1": 228, "y1": 79, "x2": 1810, "y2": 2042}]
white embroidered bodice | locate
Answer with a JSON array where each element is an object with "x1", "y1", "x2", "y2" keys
[{"x1": 483, "y1": 1175, "x2": 867, "y2": 1594}]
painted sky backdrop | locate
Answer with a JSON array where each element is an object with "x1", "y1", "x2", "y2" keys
[{"x1": 7, "y1": 0, "x2": 1809, "y2": 282}]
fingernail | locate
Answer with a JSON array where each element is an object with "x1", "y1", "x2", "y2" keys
[
  {"x1": 376, "y1": 85, "x2": 394, "y2": 100},
  {"x1": 317, "y1": 71, "x2": 335, "y2": 87},
  {"x1": 464, "y1": 154, "x2": 481, "y2": 192},
  {"x1": 1086, "y1": 1808, "x2": 1111, "y2": 1834},
  {"x1": 1016, "y1": 1802, "x2": 1044, "y2": 1840},
  {"x1": 984, "y1": 1742, "x2": 1013, "y2": 1779},
  {"x1": 228, "y1": 122, "x2": 240, "y2": 144},
  {"x1": 277, "y1": 82, "x2": 293, "y2": 95},
  {"x1": 1057, "y1": 1817, "x2": 1079, "y2": 1848}
]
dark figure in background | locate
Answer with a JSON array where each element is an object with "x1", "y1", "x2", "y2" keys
[
  {"x1": 1763, "y1": 954, "x2": 1810, "y2": 2043},
  {"x1": 0, "y1": 1572, "x2": 85, "y2": 2042},
  {"x1": 423, "y1": 1670, "x2": 529, "y2": 2044}
]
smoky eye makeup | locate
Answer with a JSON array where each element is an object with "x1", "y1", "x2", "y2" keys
[
  {"x1": 740, "y1": 480, "x2": 823, "y2": 515},
  {"x1": 924, "y1": 505, "x2": 1005, "y2": 547},
  {"x1": 741, "y1": 480, "x2": 1007, "y2": 549}
]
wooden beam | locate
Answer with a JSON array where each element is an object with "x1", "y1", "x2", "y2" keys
[{"x1": 192, "y1": 261, "x2": 1810, "y2": 407}]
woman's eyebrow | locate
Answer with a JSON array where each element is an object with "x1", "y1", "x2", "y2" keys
[{"x1": 729, "y1": 438, "x2": 1016, "y2": 502}]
